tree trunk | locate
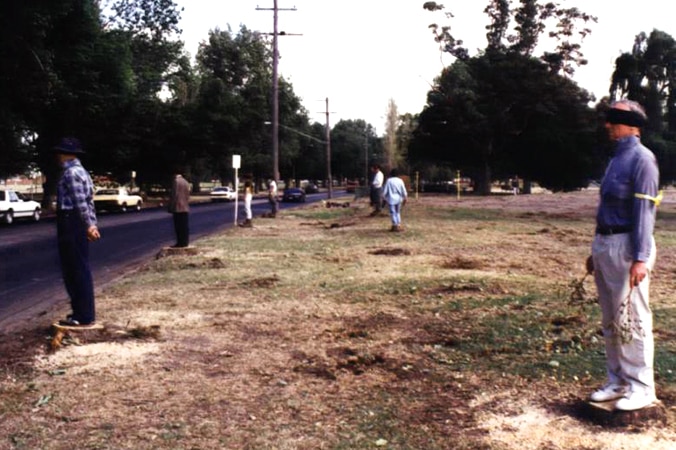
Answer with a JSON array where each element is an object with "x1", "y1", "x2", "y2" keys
[
  {"x1": 475, "y1": 140, "x2": 494, "y2": 196},
  {"x1": 477, "y1": 162, "x2": 492, "y2": 196}
]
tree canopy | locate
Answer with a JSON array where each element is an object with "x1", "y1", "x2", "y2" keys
[
  {"x1": 610, "y1": 29, "x2": 676, "y2": 182},
  {"x1": 0, "y1": 1, "x2": 346, "y2": 194},
  {"x1": 413, "y1": 0, "x2": 599, "y2": 193}
]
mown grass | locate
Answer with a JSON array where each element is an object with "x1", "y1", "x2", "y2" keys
[
  {"x1": 3, "y1": 192, "x2": 676, "y2": 450},
  {"x1": 140, "y1": 200, "x2": 676, "y2": 388},
  {"x1": 279, "y1": 201, "x2": 676, "y2": 387}
]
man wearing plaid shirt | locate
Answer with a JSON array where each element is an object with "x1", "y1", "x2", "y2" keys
[{"x1": 55, "y1": 137, "x2": 100, "y2": 326}]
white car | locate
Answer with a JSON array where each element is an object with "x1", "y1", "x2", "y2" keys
[
  {"x1": 94, "y1": 187, "x2": 143, "y2": 212},
  {"x1": 0, "y1": 189, "x2": 41, "y2": 224},
  {"x1": 210, "y1": 186, "x2": 236, "y2": 202}
]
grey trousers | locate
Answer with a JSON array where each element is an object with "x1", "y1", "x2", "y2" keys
[{"x1": 592, "y1": 233, "x2": 656, "y2": 396}]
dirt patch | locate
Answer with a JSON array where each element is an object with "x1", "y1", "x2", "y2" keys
[{"x1": 369, "y1": 247, "x2": 411, "y2": 256}]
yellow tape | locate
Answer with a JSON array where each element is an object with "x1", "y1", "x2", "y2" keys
[{"x1": 634, "y1": 190, "x2": 663, "y2": 207}]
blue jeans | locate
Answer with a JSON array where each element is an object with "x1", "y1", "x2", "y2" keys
[{"x1": 388, "y1": 202, "x2": 402, "y2": 226}]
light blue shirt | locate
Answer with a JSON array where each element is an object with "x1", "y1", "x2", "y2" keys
[
  {"x1": 596, "y1": 135, "x2": 659, "y2": 261},
  {"x1": 382, "y1": 176, "x2": 407, "y2": 205}
]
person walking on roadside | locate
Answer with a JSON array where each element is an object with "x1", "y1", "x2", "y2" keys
[
  {"x1": 239, "y1": 178, "x2": 254, "y2": 227},
  {"x1": 382, "y1": 168, "x2": 408, "y2": 232},
  {"x1": 169, "y1": 170, "x2": 191, "y2": 247},
  {"x1": 587, "y1": 99, "x2": 661, "y2": 411},
  {"x1": 268, "y1": 177, "x2": 278, "y2": 218},
  {"x1": 369, "y1": 164, "x2": 384, "y2": 216},
  {"x1": 54, "y1": 137, "x2": 101, "y2": 326}
]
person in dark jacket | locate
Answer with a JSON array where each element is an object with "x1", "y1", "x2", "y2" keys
[{"x1": 169, "y1": 171, "x2": 191, "y2": 247}]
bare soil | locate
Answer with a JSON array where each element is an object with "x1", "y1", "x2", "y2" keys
[{"x1": 1, "y1": 189, "x2": 676, "y2": 449}]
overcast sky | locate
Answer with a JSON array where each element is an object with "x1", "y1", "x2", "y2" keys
[{"x1": 174, "y1": 1, "x2": 676, "y2": 134}]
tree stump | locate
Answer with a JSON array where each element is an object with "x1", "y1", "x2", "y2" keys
[
  {"x1": 580, "y1": 400, "x2": 667, "y2": 428},
  {"x1": 50, "y1": 322, "x2": 104, "y2": 351},
  {"x1": 156, "y1": 246, "x2": 199, "y2": 259}
]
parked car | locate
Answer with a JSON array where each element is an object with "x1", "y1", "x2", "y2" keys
[
  {"x1": 210, "y1": 186, "x2": 237, "y2": 202},
  {"x1": 303, "y1": 182, "x2": 319, "y2": 194},
  {"x1": 345, "y1": 180, "x2": 359, "y2": 193},
  {"x1": 0, "y1": 189, "x2": 41, "y2": 224},
  {"x1": 282, "y1": 187, "x2": 306, "y2": 203},
  {"x1": 94, "y1": 187, "x2": 143, "y2": 212}
]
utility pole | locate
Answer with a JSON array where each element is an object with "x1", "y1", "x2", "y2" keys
[
  {"x1": 256, "y1": 1, "x2": 297, "y2": 184},
  {"x1": 364, "y1": 125, "x2": 369, "y2": 184},
  {"x1": 324, "y1": 97, "x2": 333, "y2": 199}
]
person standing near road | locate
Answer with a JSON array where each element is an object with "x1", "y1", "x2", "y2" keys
[
  {"x1": 587, "y1": 99, "x2": 661, "y2": 411},
  {"x1": 239, "y1": 177, "x2": 254, "y2": 227},
  {"x1": 382, "y1": 168, "x2": 408, "y2": 232},
  {"x1": 370, "y1": 164, "x2": 384, "y2": 216},
  {"x1": 511, "y1": 176, "x2": 520, "y2": 195},
  {"x1": 54, "y1": 137, "x2": 101, "y2": 326},
  {"x1": 268, "y1": 177, "x2": 278, "y2": 218},
  {"x1": 169, "y1": 170, "x2": 191, "y2": 247}
]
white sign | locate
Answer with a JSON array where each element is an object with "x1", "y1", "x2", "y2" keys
[{"x1": 232, "y1": 154, "x2": 241, "y2": 169}]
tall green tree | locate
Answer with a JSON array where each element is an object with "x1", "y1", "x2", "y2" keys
[
  {"x1": 194, "y1": 26, "x2": 271, "y2": 185},
  {"x1": 95, "y1": 0, "x2": 184, "y2": 187},
  {"x1": 383, "y1": 99, "x2": 404, "y2": 171},
  {"x1": 609, "y1": 29, "x2": 676, "y2": 182},
  {"x1": 415, "y1": 1, "x2": 597, "y2": 194},
  {"x1": 331, "y1": 119, "x2": 380, "y2": 183},
  {"x1": 610, "y1": 30, "x2": 676, "y2": 133},
  {"x1": 0, "y1": 0, "x2": 185, "y2": 195},
  {"x1": 0, "y1": 0, "x2": 108, "y2": 179},
  {"x1": 194, "y1": 26, "x2": 309, "y2": 186}
]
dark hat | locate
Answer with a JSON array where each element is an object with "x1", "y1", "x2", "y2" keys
[{"x1": 54, "y1": 137, "x2": 85, "y2": 154}]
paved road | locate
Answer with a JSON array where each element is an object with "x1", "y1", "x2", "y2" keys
[{"x1": 0, "y1": 193, "x2": 332, "y2": 332}]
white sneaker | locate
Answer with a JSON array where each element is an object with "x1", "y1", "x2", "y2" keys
[
  {"x1": 615, "y1": 391, "x2": 657, "y2": 411},
  {"x1": 589, "y1": 383, "x2": 628, "y2": 402}
]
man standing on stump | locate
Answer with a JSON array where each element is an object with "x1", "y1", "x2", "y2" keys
[
  {"x1": 267, "y1": 177, "x2": 278, "y2": 218},
  {"x1": 54, "y1": 137, "x2": 100, "y2": 326},
  {"x1": 169, "y1": 169, "x2": 191, "y2": 248},
  {"x1": 369, "y1": 164, "x2": 384, "y2": 216},
  {"x1": 587, "y1": 99, "x2": 661, "y2": 411}
]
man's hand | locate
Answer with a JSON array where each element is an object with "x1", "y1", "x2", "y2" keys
[
  {"x1": 630, "y1": 261, "x2": 648, "y2": 287},
  {"x1": 585, "y1": 255, "x2": 594, "y2": 274},
  {"x1": 87, "y1": 225, "x2": 101, "y2": 242}
]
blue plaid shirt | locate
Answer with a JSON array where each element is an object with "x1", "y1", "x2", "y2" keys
[{"x1": 57, "y1": 158, "x2": 97, "y2": 227}]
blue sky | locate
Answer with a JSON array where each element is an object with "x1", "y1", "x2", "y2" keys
[{"x1": 175, "y1": 1, "x2": 676, "y2": 134}]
